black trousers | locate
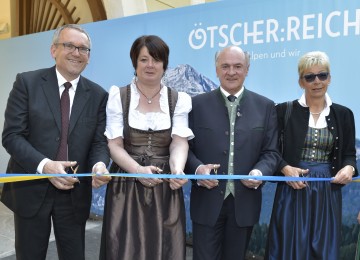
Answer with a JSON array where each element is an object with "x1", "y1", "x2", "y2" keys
[
  {"x1": 14, "y1": 185, "x2": 86, "y2": 260},
  {"x1": 192, "y1": 194, "x2": 253, "y2": 260}
]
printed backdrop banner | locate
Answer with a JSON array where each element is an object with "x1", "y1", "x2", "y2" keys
[{"x1": 0, "y1": 0, "x2": 359, "y2": 258}]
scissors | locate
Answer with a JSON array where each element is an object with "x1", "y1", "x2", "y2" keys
[{"x1": 70, "y1": 165, "x2": 80, "y2": 183}]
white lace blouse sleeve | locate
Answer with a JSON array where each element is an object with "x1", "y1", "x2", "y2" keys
[
  {"x1": 171, "y1": 92, "x2": 194, "y2": 140},
  {"x1": 105, "y1": 85, "x2": 124, "y2": 139}
]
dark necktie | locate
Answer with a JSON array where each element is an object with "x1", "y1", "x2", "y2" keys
[
  {"x1": 56, "y1": 82, "x2": 71, "y2": 161},
  {"x1": 227, "y1": 95, "x2": 237, "y2": 102}
]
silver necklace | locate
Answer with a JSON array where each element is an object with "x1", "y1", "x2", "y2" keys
[
  {"x1": 136, "y1": 84, "x2": 161, "y2": 104},
  {"x1": 310, "y1": 111, "x2": 322, "y2": 115},
  {"x1": 310, "y1": 105, "x2": 325, "y2": 115}
]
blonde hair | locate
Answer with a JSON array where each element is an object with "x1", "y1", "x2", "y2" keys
[{"x1": 298, "y1": 51, "x2": 330, "y2": 78}]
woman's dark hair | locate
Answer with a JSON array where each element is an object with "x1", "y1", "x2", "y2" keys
[{"x1": 130, "y1": 35, "x2": 169, "y2": 71}]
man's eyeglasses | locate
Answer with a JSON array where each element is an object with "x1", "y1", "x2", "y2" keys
[
  {"x1": 302, "y1": 72, "x2": 329, "y2": 83},
  {"x1": 55, "y1": 42, "x2": 90, "y2": 55}
]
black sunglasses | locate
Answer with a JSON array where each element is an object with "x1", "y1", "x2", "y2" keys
[{"x1": 302, "y1": 72, "x2": 329, "y2": 83}]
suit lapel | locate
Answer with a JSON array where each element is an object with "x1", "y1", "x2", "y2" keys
[
  {"x1": 41, "y1": 67, "x2": 62, "y2": 131},
  {"x1": 69, "y1": 76, "x2": 90, "y2": 135}
]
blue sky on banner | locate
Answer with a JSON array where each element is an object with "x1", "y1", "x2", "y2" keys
[
  {"x1": 89, "y1": 0, "x2": 359, "y2": 138},
  {"x1": 1, "y1": 0, "x2": 359, "y2": 137}
]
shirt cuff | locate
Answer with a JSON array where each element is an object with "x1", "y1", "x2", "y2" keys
[
  {"x1": 249, "y1": 169, "x2": 263, "y2": 176},
  {"x1": 92, "y1": 162, "x2": 107, "y2": 173},
  {"x1": 195, "y1": 164, "x2": 203, "y2": 175},
  {"x1": 37, "y1": 158, "x2": 50, "y2": 174},
  {"x1": 195, "y1": 164, "x2": 207, "y2": 186}
]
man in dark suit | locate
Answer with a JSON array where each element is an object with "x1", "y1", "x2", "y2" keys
[
  {"x1": 186, "y1": 46, "x2": 279, "y2": 260},
  {"x1": 1, "y1": 24, "x2": 110, "y2": 260}
]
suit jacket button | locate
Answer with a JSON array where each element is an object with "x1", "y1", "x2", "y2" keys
[
  {"x1": 56, "y1": 137, "x2": 60, "y2": 141},
  {"x1": 225, "y1": 131, "x2": 229, "y2": 135}
]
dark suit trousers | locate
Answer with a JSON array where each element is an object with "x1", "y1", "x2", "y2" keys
[
  {"x1": 192, "y1": 195, "x2": 253, "y2": 260},
  {"x1": 14, "y1": 184, "x2": 86, "y2": 260}
]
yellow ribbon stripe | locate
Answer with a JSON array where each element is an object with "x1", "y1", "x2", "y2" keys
[{"x1": 0, "y1": 175, "x2": 50, "y2": 183}]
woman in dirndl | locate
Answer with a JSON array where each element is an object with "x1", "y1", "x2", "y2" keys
[
  {"x1": 99, "y1": 35, "x2": 194, "y2": 260},
  {"x1": 265, "y1": 51, "x2": 358, "y2": 260}
]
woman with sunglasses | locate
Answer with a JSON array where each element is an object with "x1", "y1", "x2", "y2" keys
[{"x1": 265, "y1": 51, "x2": 358, "y2": 260}]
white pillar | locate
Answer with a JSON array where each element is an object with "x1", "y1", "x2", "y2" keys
[
  {"x1": 0, "y1": 0, "x2": 12, "y2": 39},
  {"x1": 102, "y1": 0, "x2": 148, "y2": 19},
  {"x1": 191, "y1": 0, "x2": 206, "y2": 5}
]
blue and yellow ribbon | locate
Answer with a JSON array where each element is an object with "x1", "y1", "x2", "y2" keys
[{"x1": 0, "y1": 173, "x2": 359, "y2": 183}]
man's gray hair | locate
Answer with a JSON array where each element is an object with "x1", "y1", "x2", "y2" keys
[{"x1": 52, "y1": 24, "x2": 92, "y2": 48}]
